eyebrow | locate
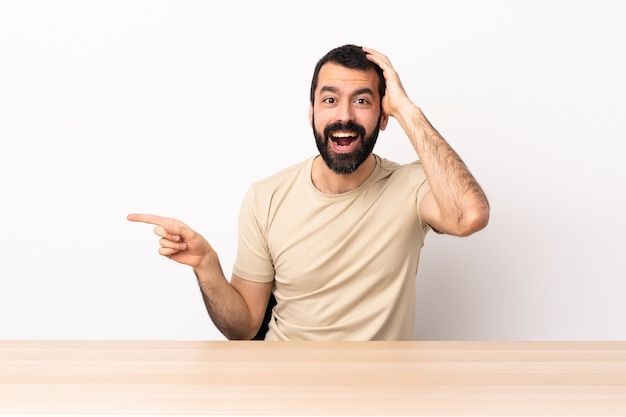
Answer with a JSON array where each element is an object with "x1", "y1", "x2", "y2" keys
[{"x1": 319, "y1": 86, "x2": 375, "y2": 97}]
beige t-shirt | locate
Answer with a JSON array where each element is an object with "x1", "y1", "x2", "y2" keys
[{"x1": 233, "y1": 155, "x2": 431, "y2": 340}]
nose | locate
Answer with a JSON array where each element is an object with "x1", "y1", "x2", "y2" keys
[{"x1": 335, "y1": 100, "x2": 355, "y2": 123}]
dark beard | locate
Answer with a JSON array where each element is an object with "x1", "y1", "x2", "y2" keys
[{"x1": 313, "y1": 118, "x2": 381, "y2": 175}]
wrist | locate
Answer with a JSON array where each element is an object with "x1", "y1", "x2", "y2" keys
[{"x1": 194, "y1": 251, "x2": 222, "y2": 283}]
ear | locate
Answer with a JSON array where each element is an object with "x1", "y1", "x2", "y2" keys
[
  {"x1": 379, "y1": 112, "x2": 389, "y2": 131},
  {"x1": 308, "y1": 104, "x2": 313, "y2": 126}
]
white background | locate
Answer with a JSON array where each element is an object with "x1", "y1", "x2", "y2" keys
[{"x1": 1, "y1": 0, "x2": 624, "y2": 341}]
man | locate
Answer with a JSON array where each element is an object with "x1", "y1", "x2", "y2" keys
[{"x1": 128, "y1": 45, "x2": 489, "y2": 340}]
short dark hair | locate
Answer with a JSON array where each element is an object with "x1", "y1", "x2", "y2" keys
[{"x1": 309, "y1": 44, "x2": 386, "y2": 105}]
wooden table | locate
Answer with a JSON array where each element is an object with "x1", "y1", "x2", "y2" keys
[{"x1": 1, "y1": 340, "x2": 625, "y2": 416}]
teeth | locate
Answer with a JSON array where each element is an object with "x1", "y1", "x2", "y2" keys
[{"x1": 332, "y1": 132, "x2": 356, "y2": 138}]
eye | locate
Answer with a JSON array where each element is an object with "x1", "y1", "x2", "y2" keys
[
  {"x1": 354, "y1": 97, "x2": 369, "y2": 105},
  {"x1": 323, "y1": 97, "x2": 336, "y2": 104}
]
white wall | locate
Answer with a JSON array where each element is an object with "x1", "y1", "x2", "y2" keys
[{"x1": 1, "y1": 0, "x2": 624, "y2": 341}]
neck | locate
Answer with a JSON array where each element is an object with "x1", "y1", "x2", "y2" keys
[{"x1": 311, "y1": 154, "x2": 376, "y2": 194}]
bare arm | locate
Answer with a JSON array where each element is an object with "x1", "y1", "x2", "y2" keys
[
  {"x1": 195, "y1": 269, "x2": 273, "y2": 340},
  {"x1": 127, "y1": 213, "x2": 271, "y2": 339},
  {"x1": 364, "y1": 48, "x2": 490, "y2": 236}
]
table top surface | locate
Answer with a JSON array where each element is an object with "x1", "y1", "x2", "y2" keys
[{"x1": 1, "y1": 340, "x2": 625, "y2": 416}]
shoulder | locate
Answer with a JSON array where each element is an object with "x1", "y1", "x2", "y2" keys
[
  {"x1": 252, "y1": 158, "x2": 310, "y2": 189},
  {"x1": 375, "y1": 155, "x2": 427, "y2": 181},
  {"x1": 241, "y1": 157, "x2": 311, "y2": 208},
  {"x1": 372, "y1": 155, "x2": 430, "y2": 207}
]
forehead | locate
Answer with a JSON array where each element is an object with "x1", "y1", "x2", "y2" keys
[{"x1": 316, "y1": 62, "x2": 379, "y2": 97}]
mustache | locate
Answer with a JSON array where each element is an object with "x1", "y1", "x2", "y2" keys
[{"x1": 323, "y1": 121, "x2": 366, "y2": 140}]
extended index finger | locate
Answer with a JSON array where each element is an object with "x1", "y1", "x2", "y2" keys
[
  {"x1": 127, "y1": 213, "x2": 193, "y2": 239},
  {"x1": 127, "y1": 213, "x2": 181, "y2": 233},
  {"x1": 127, "y1": 213, "x2": 168, "y2": 226}
]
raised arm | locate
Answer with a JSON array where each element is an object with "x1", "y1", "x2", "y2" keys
[
  {"x1": 364, "y1": 48, "x2": 490, "y2": 236},
  {"x1": 127, "y1": 213, "x2": 272, "y2": 339}
]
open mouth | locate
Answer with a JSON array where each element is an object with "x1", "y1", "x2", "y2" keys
[{"x1": 329, "y1": 131, "x2": 359, "y2": 153}]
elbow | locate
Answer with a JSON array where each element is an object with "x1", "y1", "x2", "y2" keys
[
  {"x1": 223, "y1": 326, "x2": 258, "y2": 341},
  {"x1": 455, "y1": 205, "x2": 490, "y2": 237}
]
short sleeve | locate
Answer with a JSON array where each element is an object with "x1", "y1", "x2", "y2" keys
[
  {"x1": 409, "y1": 161, "x2": 432, "y2": 235},
  {"x1": 232, "y1": 185, "x2": 275, "y2": 283}
]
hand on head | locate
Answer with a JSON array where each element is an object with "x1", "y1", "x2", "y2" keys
[{"x1": 362, "y1": 46, "x2": 413, "y2": 119}]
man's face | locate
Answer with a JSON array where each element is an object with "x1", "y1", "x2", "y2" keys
[{"x1": 310, "y1": 63, "x2": 387, "y2": 174}]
